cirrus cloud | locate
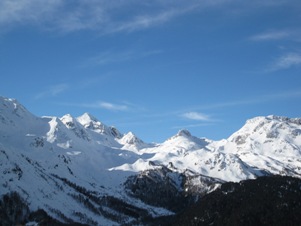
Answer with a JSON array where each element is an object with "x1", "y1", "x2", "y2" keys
[
  {"x1": 98, "y1": 101, "x2": 128, "y2": 111},
  {"x1": 181, "y1": 112, "x2": 211, "y2": 121},
  {"x1": 35, "y1": 83, "x2": 69, "y2": 99},
  {"x1": 249, "y1": 30, "x2": 292, "y2": 41},
  {"x1": 0, "y1": 0, "x2": 203, "y2": 34},
  {"x1": 58, "y1": 100, "x2": 130, "y2": 112},
  {"x1": 268, "y1": 53, "x2": 301, "y2": 72}
]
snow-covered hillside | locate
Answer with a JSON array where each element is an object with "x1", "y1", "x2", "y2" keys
[{"x1": 0, "y1": 96, "x2": 301, "y2": 225}]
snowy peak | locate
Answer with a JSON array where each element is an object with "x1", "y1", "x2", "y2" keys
[
  {"x1": 163, "y1": 129, "x2": 209, "y2": 150},
  {"x1": 241, "y1": 115, "x2": 301, "y2": 134},
  {"x1": 77, "y1": 112, "x2": 98, "y2": 123},
  {"x1": 221, "y1": 115, "x2": 301, "y2": 179},
  {"x1": 229, "y1": 115, "x2": 301, "y2": 145},
  {"x1": 119, "y1": 131, "x2": 152, "y2": 151},
  {"x1": 76, "y1": 112, "x2": 109, "y2": 134},
  {"x1": 77, "y1": 112, "x2": 101, "y2": 128},
  {"x1": 0, "y1": 97, "x2": 36, "y2": 125},
  {"x1": 120, "y1": 132, "x2": 144, "y2": 145},
  {"x1": 63, "y1": 113, "x2": 122, "y2": 139},
  {"x1": 76, "y1": 113, "x2": 120, "y2": 138},
  {"x1": 0, "y1": 97, "x2": 25, "y2": 115},
  {"x1": 0, "y1": 97, "x2": 49, "y2": 139},
  {"x1": 60, "y1": 114, "x2": 90, "y2": 141},
  {"x1": 176, "y1": 129, "x2": 192, "y2": 137},
  {"x1": 247, "y1": 115, "x2": 301, "y2": 125},
  {"x1": 60, "y1": 114, "x2": 76, "y2": 129}
]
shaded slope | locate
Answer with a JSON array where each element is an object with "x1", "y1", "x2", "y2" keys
[{"x1": 172, "y1": 176, "x2": 301, "y2": 226}]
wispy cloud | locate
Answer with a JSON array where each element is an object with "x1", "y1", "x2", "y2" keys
[
  {"x1": 172, "y1": 123, "x2": 213, "y2": 129},
  {"x1": 267, "y1": 53, "x2": 301, "y2": 72},
  {"x1": 0, "y1": 1, "x2": 204, "y2": 34},
  {"x1": 181, "y1": 112, "x2": 211, "y2": 121},
  {"x1": 249, "y1": 30, "x2": 292, "y2": 41},
  {"x1": 83, "y1": 51, "x2": 134, "y2": 66},
  {"x1": 59, "y1": 100, "x2": 130, "y2": 112},
  {"x1": 35, "y1": 83, "x2": 68, "y2": 99},
  {"x1": 0, "y1": 0, "x2": 107, "y2": 33},
  {"x1": 98, "y1": 102, "x2": 128, "y2": 111},
  {"x1": 0, "y1": 0, "x2": 62, "y2": 29},
  {"x1": 249, "y1": 29, "x2": 301, "y2": 42},
  {"x1": 101, "y1": 90, "x2": 301, "y2": 122},
  {"x1": 2, "y1": 0, "x2": 298, "y2": 35},
  {"x1": 194, "y1": 90, "x2": 301, "y2": 111},
  {"x1": 82, "y1": 49, "x2": 163, "y2": 67},
  {"x1": 249, "y1": 29, "x2": 301, "y2": 72},
  {"x1": 2, "y1": 1, "x2": 265, "y2": 35},
  {"x1": 108, "y1": 89, "x2": 301, "y2": 123},
  {"x1": 104, "y1": 4, "x2": 200, "y2": 34}
]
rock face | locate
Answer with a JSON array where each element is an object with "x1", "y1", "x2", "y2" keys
[
  {"x1": 1, "y1": 96, "x2": 301, "y2": 225},
  {"x1": 124, "y1": 165, "x2": 223, "y2": 212}
]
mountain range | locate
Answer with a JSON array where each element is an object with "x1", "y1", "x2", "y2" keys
[{"x1": 0, "y1": 96, "x2": 301, "y2": 225}]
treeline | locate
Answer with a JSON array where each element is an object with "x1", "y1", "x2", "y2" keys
[{"x1": 0, "y1": 192, "x2": 87, "y2": 226}]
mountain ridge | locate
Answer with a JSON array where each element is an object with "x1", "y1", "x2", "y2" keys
[{"x1": 0, "y1": 96, "x2": 301, "y2": 225}]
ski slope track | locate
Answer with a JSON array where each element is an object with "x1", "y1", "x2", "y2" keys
[{"x1": 0, "y1": 96, "x2": 301, "y2": 225}]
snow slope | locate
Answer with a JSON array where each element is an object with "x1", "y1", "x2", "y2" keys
[
  {"x1": 0, "y1": 97, "x2": 171, "y2": 225},
  {"x1": 1, "y1": 96, "x2": 301, "y2": 225}
]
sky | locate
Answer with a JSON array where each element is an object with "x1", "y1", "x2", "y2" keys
[{"x1": 0, "y1": 0, "x2": 301, "y2": 143}]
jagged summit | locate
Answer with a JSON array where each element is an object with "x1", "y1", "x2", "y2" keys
[
  {"x1": 77, "y1": 112, "x2": 100, "y2": 127},
  {"x1": 60, "y1": 114, "x2": 76, "y2": 128},
  {"x1": 76, "y1": 112, "x2": 111, "y2": 135},
  {"x1": 164, "y1": 128, "x2": 209, "y2": 149},
  {"x1": 177, "y1": 129, "x2": 191, "y2": 137},
  {"x1": 0, "y1": 96, "x2": 19, "y2": 107},
  {"x1": 0, "y1": 96, "x2": 36, "y2": 122},
  {"x1": 77, "y1": 112, "x2": 98, "y2": 123},
  {"x1": 244, "y1": 115, "x2": 301, "y2": 127},
  {"x1": 119, "y1": 131, "x2": 152, "y2": 152},
  {"x1": 76, "y1": 113, "x2": 123, "y2": 139},
  {"x1": 121, "y1": 132, "x2": 144, "y2": 145},
  {"x1": 229, "y1": 114, "x2": 301, "y2": 145}
]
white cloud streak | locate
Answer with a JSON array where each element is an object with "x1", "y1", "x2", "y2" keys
[
  {"x1": 84, "y1": 51, "x2": 134, "y2": 66},
  {"x1": 35, "y1": 83, "x2": 68, "y2": 99},
  {"x1": 98, "y1": 102, "x2": 128, "y2": 111},
  {"x1": 3, "y1": 0, "x2": 272, "y2": 35},
  {"x1": 181, "y1": 112, "x2": 211, "y2": 121},
  {"x1": 249, "y1": 29, "x2": 301, "y2": 42},
  {"x1": 0, "y1": 1, "x2": 202, "y2": 34},
  {"x1": 82, "y1": 49, "x2": 163, "y2": 67},
  {"x1": 0, "y1": 0, "x2": 62, "y2": 26},
  {"x1": 1, "y1": 0, "x2": 296, "y2": 36},
  {"x1": 59, "y1": 101, "x2": 130, "y2": 112},
  {"x1": 114, "y1": 90, "x2": 301, "y2": 124},
  {"x1": 172, "y1": 123, "x2": 213, "y2": 129},
  {"x1": 249, "y1": 30, "x2": 292, "y2": 41},
  {"x1": 268, "y1": 53, "x2": 301, "y2": 72},
  {"x1": 104, "y1": 4, "x2": 200, "y2": 35},
  {"x1": 194, "y1": 90, "x2": 301, "y2": 111},
  {"x1": 249, "y1": 30, "x2": 301, "y2": 72}
]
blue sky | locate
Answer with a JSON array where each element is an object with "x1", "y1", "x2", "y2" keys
[{"x1": 0, "y1": 0, "x2": 301, "y2": 142}]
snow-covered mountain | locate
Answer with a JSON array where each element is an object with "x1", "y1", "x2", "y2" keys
[
  {"x1": 113, "y1": 116, "x2": 301, "y2": 181},
  {"x1": 0, "y1": 96, "x2": 301, "y2": 225}
]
